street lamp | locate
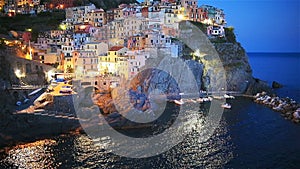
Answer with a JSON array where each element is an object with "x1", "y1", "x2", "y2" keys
[{"x1": 15, "y1": 69, "x2": 25, "y2": 78}]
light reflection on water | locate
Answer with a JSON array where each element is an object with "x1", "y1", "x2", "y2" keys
[
  {"x1": 0, "y1": 104, "x2": 233, "y2": 168},
  {"x1": 0, "y1": 140, "x2": 58, "y2": 168}
]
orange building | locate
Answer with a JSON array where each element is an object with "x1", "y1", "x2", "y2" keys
[{"x1": 47, "y1": 0, "x2": 74, "y2": 9}]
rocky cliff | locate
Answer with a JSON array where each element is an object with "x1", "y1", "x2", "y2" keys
[
  {"x1": 213, "y1": 42, "x2": 271, "y2": 94},
  {"x1": 0, "y1": 49, "x2": 19, "y2": 113},
  {"x1": 212, "y1": 42, "x2": 253, "y2": 92},
  {"x1": 127, "y1": 21, "x2": 271, "y2": 96}
]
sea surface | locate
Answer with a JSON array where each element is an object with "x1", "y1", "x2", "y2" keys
[
  {"x1": 248, "y1": 53, "x2": 300, "y2": 102},
  {"x1": 1, "y1": 53, "x2": 300, "y2": 168}
]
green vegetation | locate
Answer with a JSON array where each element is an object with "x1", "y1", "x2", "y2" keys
[
  {"x1": 0, "y1": 11, "x2": 65, "y2": 41},
  {"x1": 190, "y1": 21, "x2": 207, "y2": 33},
  {"x1": 89, "y1": 0, "x2": 138, "y2": 10},
  {"x1": 210, "y1": 37, "x2": 227, "y2": 43},
  {"x1": 225, "y1": 26, "x2": 236, "y2": 43},
  {"x1": 191, "y1": 21, "x2": 237, "y2": 44},
  {"x1": 71, "y1": 0, "x2": 138, "y2": 11}
]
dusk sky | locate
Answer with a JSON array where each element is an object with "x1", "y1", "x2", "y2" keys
[{"x1": 137, "y1": 0, "x2": 300, "y2": 53}]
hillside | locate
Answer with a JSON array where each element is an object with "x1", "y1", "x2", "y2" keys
[
  {"x1": 40, "y1": 0, "x2": 138, "y2": 10},
  {"x1": 0, "y1": 11, "x2": 66, "y2": 40},
  {"x1": 0, "y1": 0, "x2": 138, "y2": 39},
  {"x1": 88, "y1": 0, "x2": 138, "y2": 10}
]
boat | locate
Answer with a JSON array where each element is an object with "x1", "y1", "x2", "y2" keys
[
  {"x1": 174, "y1": 99, "x2": 184, "y2": 105},
  {"x1": 224, "y1": 94, "x2": 235, "y2": 99},
  {"x1": 189, "y1": 99, "x2": 197, "y2": 103},
  {"x1": 221, "y1": 103, "x2": 231, "y2": 109},
  {"x1": 59, "y1": 84, "x2": 73, "y2": 94},
  {"x1": 197, "y1": 98, "x2": 204, "y2": 103}
]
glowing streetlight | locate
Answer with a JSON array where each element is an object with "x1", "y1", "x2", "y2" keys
[
  {"x1": 15, "y1": 69, "x2": 25, "y2": 78},
  {"x1": 59, "y1": 24, "x2": 67, "y2": 30},
  {"x1": 177, "y1": 14, "x2": 184, "y2": 20}
]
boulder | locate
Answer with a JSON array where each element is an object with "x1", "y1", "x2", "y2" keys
[{"x1": 272, "y1": 81, "x2": 283, "y2": 88}]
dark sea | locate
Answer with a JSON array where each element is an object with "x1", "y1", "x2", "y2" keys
[{"x1": 1, "y1": 53, "x2": 300, "y2": 168}]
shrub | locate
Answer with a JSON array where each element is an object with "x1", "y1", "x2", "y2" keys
[{"x1": 225, "y1": 27, "x2": 236, "y2": 43}]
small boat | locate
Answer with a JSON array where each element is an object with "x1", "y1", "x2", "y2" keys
[
  {"x1": 224, "y1": 94, "x2": 235, "y2": 99},
  {"x1": 174, "y1": 99, "x2": 184, "y2": 105},
  {"x1": 189, "y1": 99, "x2": 197, "y2": 103},
  {"x1": 197, "y1": 98, "x2": 204, "y2": 103},
  {"x1": 221, "y1": 103, "x2": 231, "y2": 109},
  {"x1": 16, "y1": 101, "x2": 22, "y2": 106},
  {"x1": 203, "y1": 97, "x2": 212, "y2": 102}
]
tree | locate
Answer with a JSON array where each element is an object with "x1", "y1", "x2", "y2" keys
[{"x1": 225, "y1": 27, "x2": 236, "y2": 43}]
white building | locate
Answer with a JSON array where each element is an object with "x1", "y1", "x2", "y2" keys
[
  {"x1": 127, "y1": 50, "x2": 149, "y2": 79},
  {"x1": 65, "y1": 4, "x2": 96, "y2": 24},
  {"x1": 83, "y1": 42, "x2": 108, "y2": 56}
]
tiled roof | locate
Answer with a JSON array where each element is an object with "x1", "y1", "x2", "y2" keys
[{"x1": 109, "y1": 46, "x2": 124, "y2": 51}]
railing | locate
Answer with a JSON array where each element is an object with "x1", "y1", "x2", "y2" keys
[{"x1": 10, "y1": 85, "x2": 47, "y2": 90}]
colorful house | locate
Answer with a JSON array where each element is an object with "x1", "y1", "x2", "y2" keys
[
  {"x1": 99, "y1": 46, "x2": 128, "y2": 75},
  {"x1": 207, "y1": 25, "x2": 225, "y2": 37},
  {"x1": 87, "y1": 8, "x2": 107, "y2": 27}
]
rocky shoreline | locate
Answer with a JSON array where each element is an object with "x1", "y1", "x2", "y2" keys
[
  {"x1": 0, "y1": 112, "x2": 82, "y2": 149},
  {"x1": 254, "y1": 92, "x2": 300, "y2": 123}
]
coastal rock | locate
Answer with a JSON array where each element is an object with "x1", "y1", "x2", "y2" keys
[
  {"x1": 272, "y1": 81, "x2": 283, "y2": 88},
  {"x1": 254, "y1": 91, "x2": 300, "y2": 123},
  {"x1": 129, "y1": 58, "x2": 203, "y2": 99},
  {"x1": 246, "y1": 78, "x2": 273, "y2": 95},
  {"x1": 212, "y1": 43, "x2": 253, "y2": 93}
]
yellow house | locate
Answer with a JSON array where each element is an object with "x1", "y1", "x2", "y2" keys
[
  {"x1": 63, "y1": 55, "x2": 75, "y2": 73},
  {"x1": 99, "y1": 46, "x2": 128, "y2": 75},
  {"x1": 116, "y1": 56, "x2": 129, "y2": 79}
]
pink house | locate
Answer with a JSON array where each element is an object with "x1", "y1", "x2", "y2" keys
[{"x1": 22, "y1": 31, "x2": 32, "y2": 43}]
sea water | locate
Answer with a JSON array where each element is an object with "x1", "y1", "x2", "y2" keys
[{"x1": 1, "y1": 53, "x2": 300, "y2": 168}]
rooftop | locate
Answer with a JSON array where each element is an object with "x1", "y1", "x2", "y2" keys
[{"x1": 109, "y1": 46, "x2": 124, "y2": 51}]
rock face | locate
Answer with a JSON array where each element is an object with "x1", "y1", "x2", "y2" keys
[
  {"x1": 129, "y1": 41, "x2": 269, "y2": 96},
  {"x1": 0, "y1": 50, "x2": 19, "y2": 113},
  {"x1": 212, "y1": 43, "x2": 253, "y2": 92},
  {"x1": 129, "y1": 57, "x2": 203, "y2": 99},
  {"x1": 272, "y1": 81, "x2": 283, "y2": 88}
]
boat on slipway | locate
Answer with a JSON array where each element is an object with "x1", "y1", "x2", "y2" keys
[{"x1": 221, "y1": 103, "x2": 231, "y2": 109}]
